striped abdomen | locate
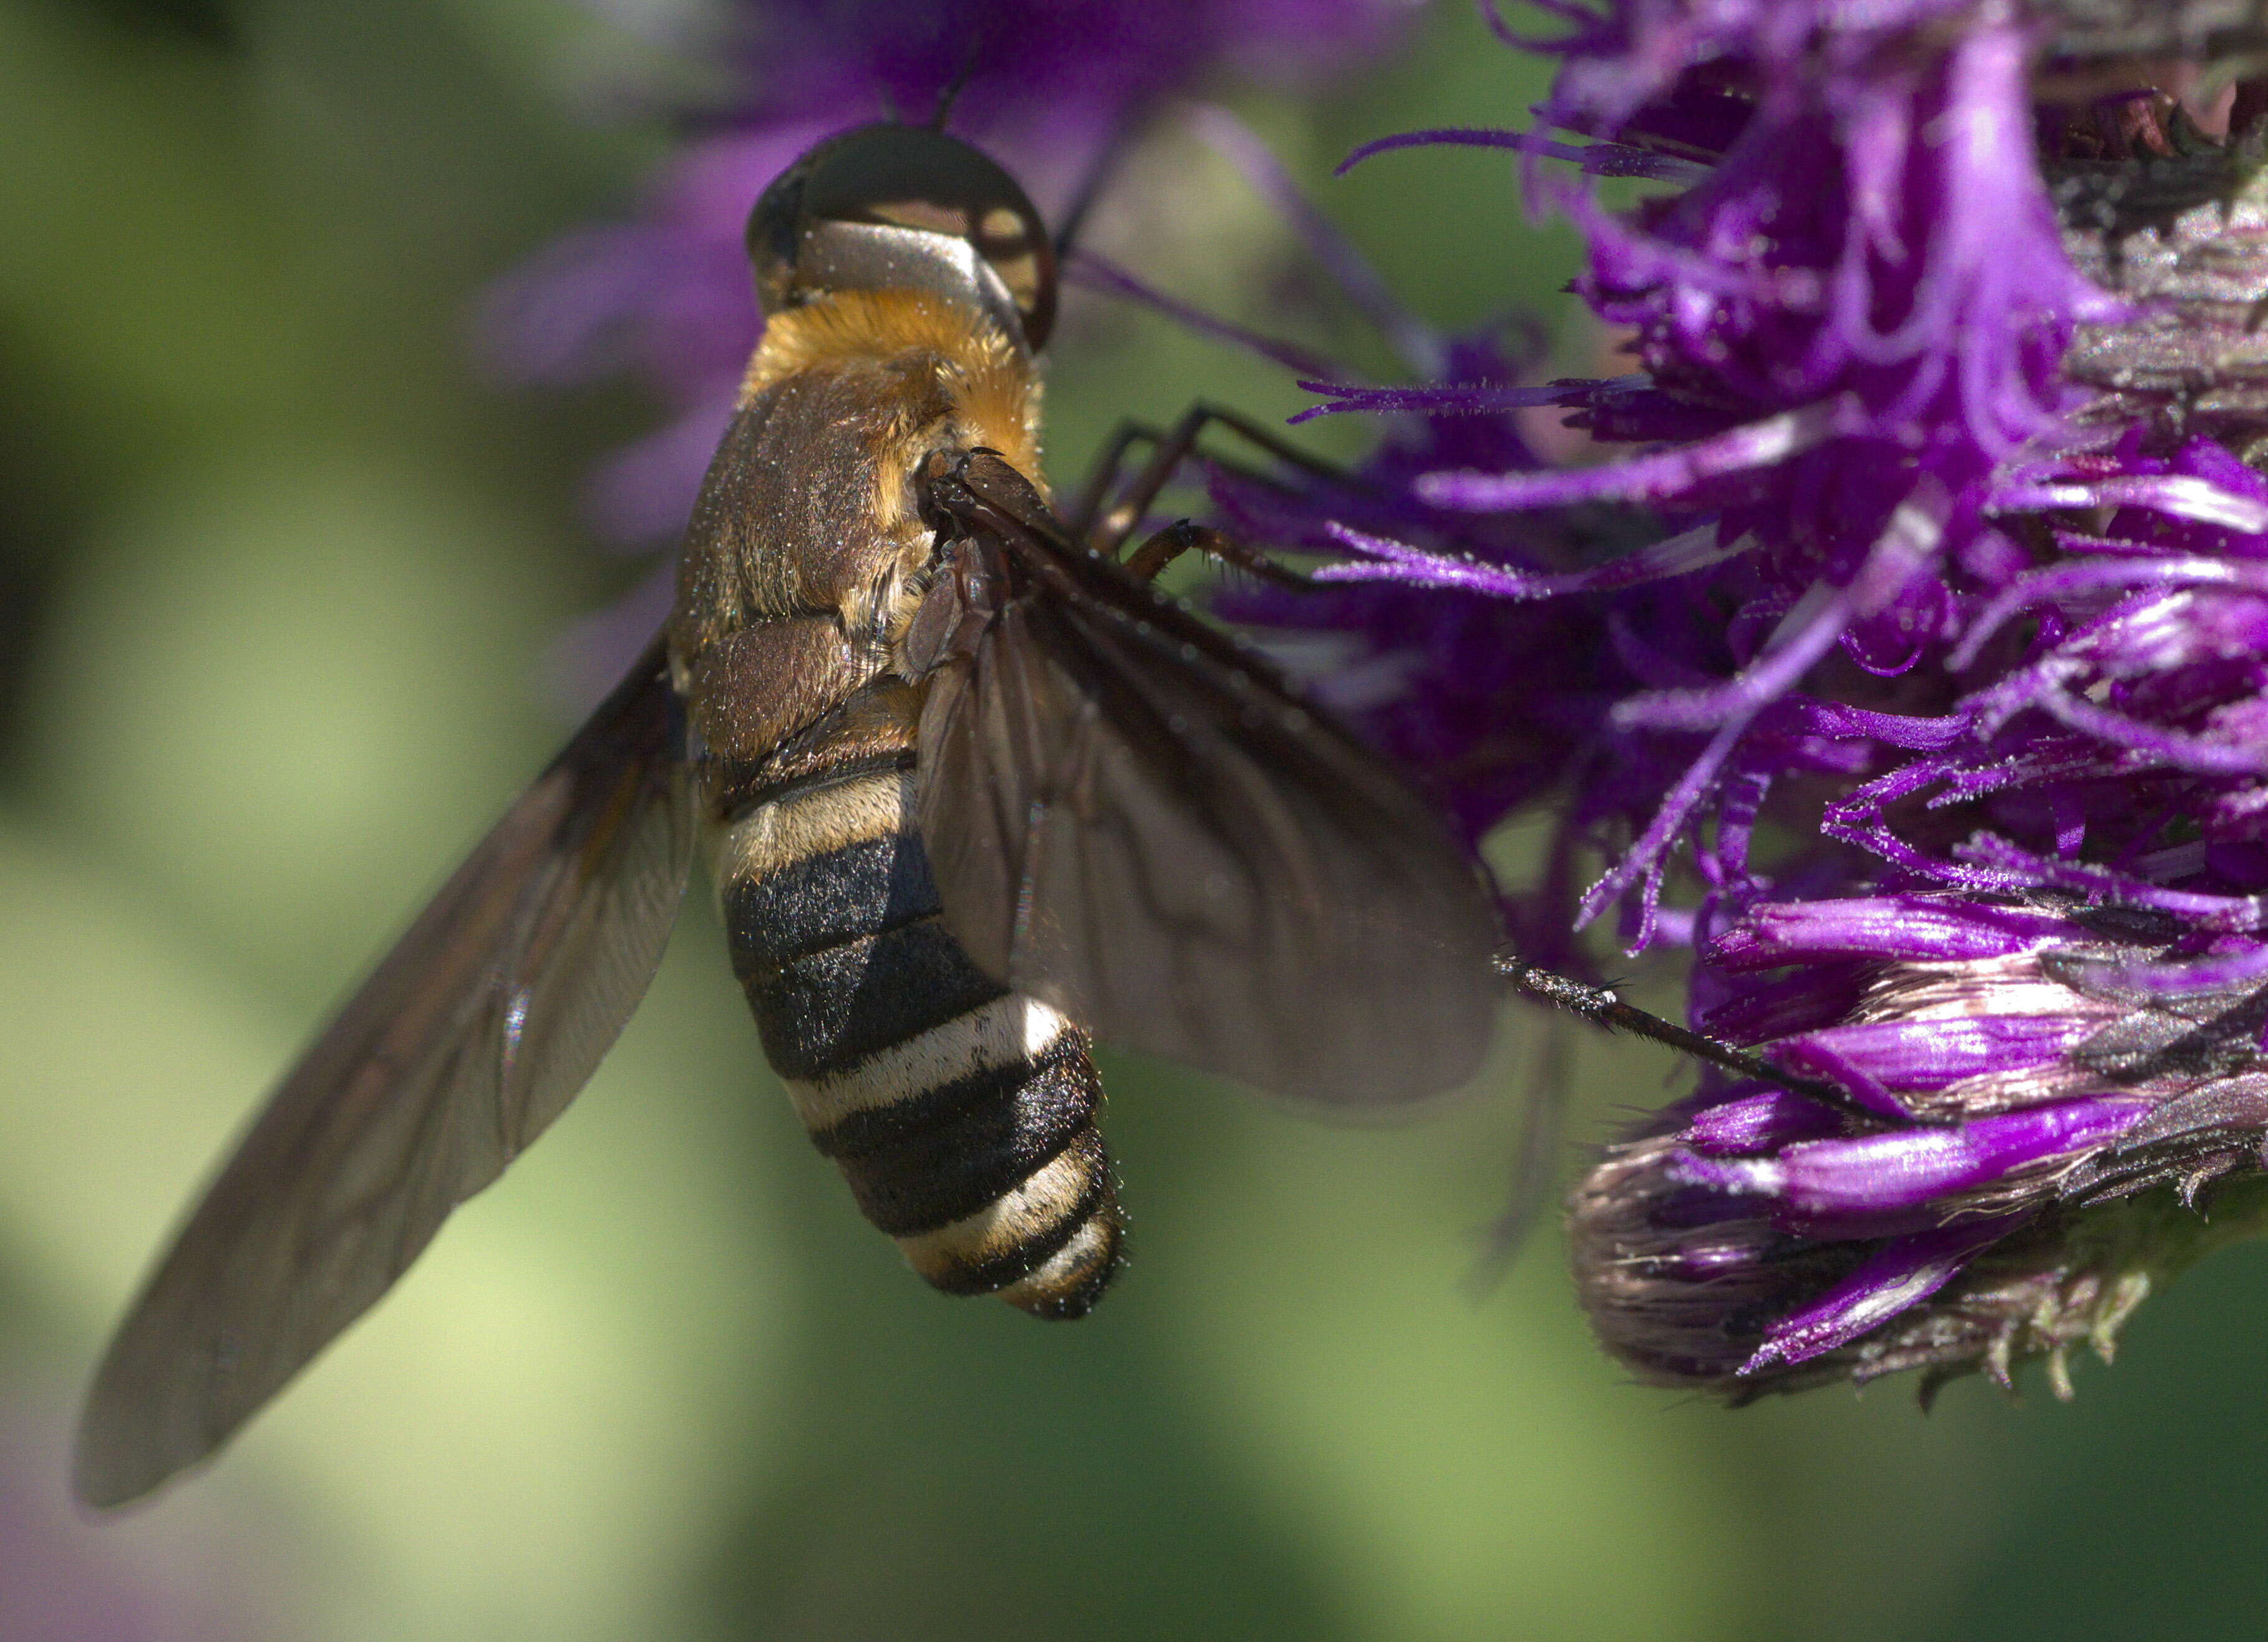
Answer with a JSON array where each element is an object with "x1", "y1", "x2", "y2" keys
[{"x1": 707, "y1": 724, "x2": 1123, "y2": 1318}]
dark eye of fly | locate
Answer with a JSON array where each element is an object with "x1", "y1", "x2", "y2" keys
[{"x1": 746, "y1": 122, "x2": 1057, "y2": 350}]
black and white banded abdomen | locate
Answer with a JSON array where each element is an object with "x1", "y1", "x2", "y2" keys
[{"x1": 709, "y1": 764, "x2": 1123, "y2": 1317}]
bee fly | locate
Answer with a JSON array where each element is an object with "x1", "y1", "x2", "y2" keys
[
  {"x1": 77, "y1": 120, "x2": 1845, "y2": 1509},
  {"x1": 71, "y1": 120, "x2": 1510, "y2": 1508}
]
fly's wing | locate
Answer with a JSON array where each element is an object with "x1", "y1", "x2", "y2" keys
[
  {"x1": 916, "y1": 452, "x2": 1501, "y2": 1106},
  {"x1": 75, "y1": 640, "x2": 694, "y2": 1509}
]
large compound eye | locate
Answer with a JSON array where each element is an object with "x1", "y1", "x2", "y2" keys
[{"x1": 747, "y1": 123, "x2": 1057, "y2": 350}]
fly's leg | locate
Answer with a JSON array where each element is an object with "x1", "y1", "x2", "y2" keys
[
  {"x1": 1120, "y1": 520, "x2": 1314, "y2": 589},
  {"x1": 1065, "y1": 402, "x2": 1356, "y2": 556}
]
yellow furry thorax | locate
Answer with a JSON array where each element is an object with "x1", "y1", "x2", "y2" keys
[{"x1": 741, "y1": 288, "x2": 1045, "y2": 482}]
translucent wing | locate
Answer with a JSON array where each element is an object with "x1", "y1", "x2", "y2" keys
[
  {"x1": 75, "y1": 642, "x2": 694, "y2": 1509},
  {"x1": 916, "y1": 453, "x2": 1501, "y2": 1106}
]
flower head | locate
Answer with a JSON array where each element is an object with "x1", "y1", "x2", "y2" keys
[
  {"x1": 1575, "y1": 891, "x2": 2268, "y2": 1395},
  {"x1": 1203, "y1": 1, "x2": 2268, "y2": 1394}
]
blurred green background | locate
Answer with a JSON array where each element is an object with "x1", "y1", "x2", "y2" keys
[{"x1": 4, "y1": 2, "x2": 2267, "y2": 1638}]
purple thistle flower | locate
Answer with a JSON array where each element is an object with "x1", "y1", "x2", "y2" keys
[
  {"x1": 1205, "y1": 0, "x2": 2268, "y2": 1396},
  {"x1": 1579, "y1": 887, "x2": 2268, "y2": 1394}
]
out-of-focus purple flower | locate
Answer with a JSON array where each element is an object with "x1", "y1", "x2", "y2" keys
[
  {"x1": 0, "y1": 1397, "x2": 294, "y2": 1639},
  {"x1": 1199, "y1": 1, "x2": 2268, "y2": 1396},
  {"x1": 484, "y1": 0, "x2": 1417, "y2": 563}
]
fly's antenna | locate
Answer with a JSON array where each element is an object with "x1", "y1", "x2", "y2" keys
[
  {"x1": 1054, "y1": 98, "x2": 1151, "y2": 262},
  {"x1": 929, "y1": 40, "x2": 981, "y2": 131}
]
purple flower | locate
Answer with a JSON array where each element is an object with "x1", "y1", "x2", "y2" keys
[
  {"x1": 0, "y1": 1401, "x2": 289, "y2": 1638},
  {"x1": 1576, "y1": 891, "x2": 2268, "y2": 1394},
  {"x1": 1202, "y1": 2, "x2": 2268, "y2": 1395},
  {"x1": 483, "y1": 0, "x2": 1415, "y2": 558}
]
